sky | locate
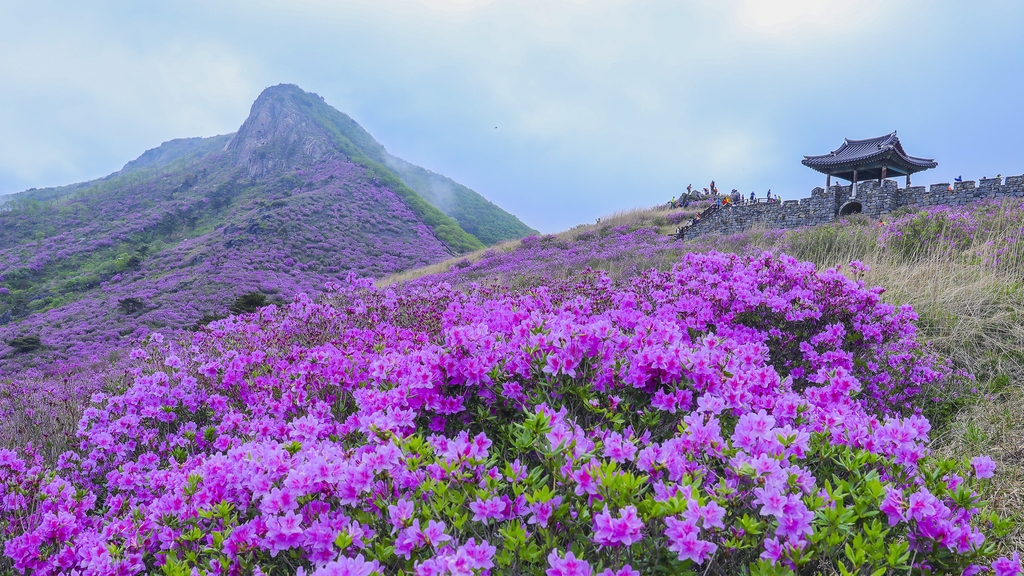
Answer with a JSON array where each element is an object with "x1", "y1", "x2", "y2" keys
[{"x1": 1, "y1": 1, "x2": 1023, "y2": 233}]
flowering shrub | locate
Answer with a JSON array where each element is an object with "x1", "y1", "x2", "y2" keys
[
  {"x1": 666, "y1": 211, "x2": 691, "y2": 225},
  {"x1": 0, "y1": 251, "x2": 1018, "y2": 575},
  {"x1": 879, "y1": 206, "x2": 980, "y2": 259},
  {"x1": 879, "y1": 201, "x2": 1024, "y2": 268}
]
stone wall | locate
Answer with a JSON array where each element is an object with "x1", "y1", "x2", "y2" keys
[{"x1": 685, "y1": 174, "x2": 1024, "y2": 238}]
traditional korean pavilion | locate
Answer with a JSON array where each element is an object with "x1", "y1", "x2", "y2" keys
[{"x1": 802, "y1": 132, "x2": 937, "y2": 195}]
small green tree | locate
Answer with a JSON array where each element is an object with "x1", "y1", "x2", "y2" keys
[
  {"x1": 229, "y1": 292, "x2": 268, "y2": 315},
  {"x1": 7, "y1": 335, "x2": 42, "y2": 353},
  {"x1": 114, "y1": 254, "x2": 143, "y2": 272},
  {"x1": 117, "y1": 297, "x2": 146, "y2": 315}
]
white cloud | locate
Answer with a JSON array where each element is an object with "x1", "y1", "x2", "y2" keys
[{"x1": 729, "y1": 0, "x2": 889, "y2": 39}]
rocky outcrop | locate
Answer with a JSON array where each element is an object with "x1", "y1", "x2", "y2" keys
[{"x1": 226, "y1": 84, "x2": 336, "y2": 178}]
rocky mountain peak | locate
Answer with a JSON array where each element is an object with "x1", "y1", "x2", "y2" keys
[{"x1": 226, "y1": 84, "x2": 335, "y2": 177}]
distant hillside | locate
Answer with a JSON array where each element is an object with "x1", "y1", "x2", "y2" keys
[
  {"x1": 384, "y1": 155, "x2": 534, "y2": 245},
  {"x1": 120, "y1": 134, "x2": 234, "y2": 173},
  {"x1": 0, "y1": 84, "x2": 535, "y2": 374}
]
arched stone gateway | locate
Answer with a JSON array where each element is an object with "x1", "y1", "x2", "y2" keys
[{"x1": 838, "y1": 201, "x2": 862, "y2": 217}]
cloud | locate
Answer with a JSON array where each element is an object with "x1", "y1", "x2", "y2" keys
[
  {"x1": 729, "y1": 0, "x2": 888, "y2": 38},
  {"x1": 0, "y1": 1, "x2": 1021, "y2": 232}
]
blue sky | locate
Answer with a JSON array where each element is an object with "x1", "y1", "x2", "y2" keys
[{"x1": 1, "y1": 1, "x2": 1022, "y2": 232}]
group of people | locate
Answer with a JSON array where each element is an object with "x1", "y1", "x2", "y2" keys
[{"x1": 668, "y1": 181, "x2": 778, "y2": 210}]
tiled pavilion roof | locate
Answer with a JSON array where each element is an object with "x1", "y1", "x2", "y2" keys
[{"x1": 802, "y1": 132, "x2": 937, "y2": 181}]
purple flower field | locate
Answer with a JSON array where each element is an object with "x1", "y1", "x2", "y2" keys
[
  {"x1": 1, "y1": 243, "x2": 1020, "y2": 574},
  {"x1": 0, "y1": 157, "x2": 451, "y2": 374}
]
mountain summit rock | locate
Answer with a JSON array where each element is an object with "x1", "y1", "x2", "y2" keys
[{"x1": 227, "y1": 85, "x2": 335, "y2": 177}]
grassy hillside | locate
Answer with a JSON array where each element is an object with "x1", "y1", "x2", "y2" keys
[
  {"x1": 0, "y1": 151, "x2": 455, "y2": 375},
  {"x1": 0, "y1": 84, "x2": 546, "y2": 380},
  {"x1": 119, "y1": 134, "x2": 233, "y2": 173},
  {"x1": 378, "y1": 202, "x2": 708, "y2": 285},
  {"x1": 383, "y1": 155, "x2": 537, "y2": 245},
  {"x1": 2, "y1": 86, "x2": 535, "y2": 255},
  {"x1": 0, "y1": 135, "x2": 232, "y2": 210}
]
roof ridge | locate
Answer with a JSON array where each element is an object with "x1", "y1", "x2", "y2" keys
[
  {"x1": 802, "y1": 132, "x2": 936, "y2": 176},
  {"x1": 843, "y1": 132, "x2": 898, "y2": 145}
]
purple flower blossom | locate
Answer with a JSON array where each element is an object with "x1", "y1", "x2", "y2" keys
[
  {"x1": 469, "y1": 496, "x2": 507, "y2": 524},
  {"x1": 592, "y1": 506, "x2": 644, "y2": 547},
  {"x1": 971, "y1": 455, "x2": 997, "y2": 479},
  {"x1": 546, "y1": 549, "x2": 592, "y2": 576},
  {"x1": 992, "y1": 553, "x2": 1022, "y2": 576}
]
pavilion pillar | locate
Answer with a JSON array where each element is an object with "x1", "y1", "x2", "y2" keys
[
  {"x1": 880, "y1": 166, "x2": 887, "y2": 184},
  {"x1": 852, "y1": 169, "x2": 858, "y2": 198},
  {"x1": 826, "y1": 174, "x2": 831, "y2": 190},
  {"x1": 906, "y1": 175, "x2": 911, "y2": 187}
]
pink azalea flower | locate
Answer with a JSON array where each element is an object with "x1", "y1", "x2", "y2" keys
[
  {"x1": 879, "y1": 487, "x2": 905, "y2": 526},
  {"x1": 546, "y1": 549, "x2": 592, "y2": 576},
  {"x1": 528, "y1": 496, "x2": 563, "y2": 527},
  {"x1": 664, "y1": 516, "x2": 716, "y2": 564},
  {"x1": 460, "y1": 538, "x2": 496, "y2": 570},
  {"x1": 760, "y1": 537, "x2": 784, "y2": 565},
  {"x1": 388, "y1": 498, "x2": 414, "y2": 528},
  {"x1": 592, "y1": 505, "x2": 644, "y2": 547},
  {"x1": 971, "y1": 455, "x2": 997, "y2": 479},
  {"x1": 469, "y1": 496, "x2": 507, "y2": 524},
  {"x1": 992, "y1": 553, "x2": 1022, "y2": 576},
  {"x1": 907, "y1": 488, "x2": 939, "y2": 522},
  {"x1": 308, "y1": 554, "x2": 379, "y2": 576},
  {"x1": 602, "y1": 432, "x2": 637, "y2": 463},
  {"x1": 420, "y1": 519, "x2": 451, "y2": 547}
]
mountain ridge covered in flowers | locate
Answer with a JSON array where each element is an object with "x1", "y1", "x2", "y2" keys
[{"x1": 0, "y1": 85, "x2": 534, "y2": 375}]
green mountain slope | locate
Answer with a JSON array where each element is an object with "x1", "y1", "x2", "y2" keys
[{"x1": 282, "y1": 85, "x2": 536, "y2": 244}]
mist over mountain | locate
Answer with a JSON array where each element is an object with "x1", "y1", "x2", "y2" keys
[{"x1": 0, "y1": 84, "x2": 535, "y2": 372}]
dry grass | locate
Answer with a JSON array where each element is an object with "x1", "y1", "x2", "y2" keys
[
  {"x1": 867, "y1": 259, "x2": 1024, "y2": 552},
  {"x1": 377, "y1": 239, "x2": 522, "y2": 286},
  {"x1": 933, "y1": 383, "x2": 1024, "y2": 552}
]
